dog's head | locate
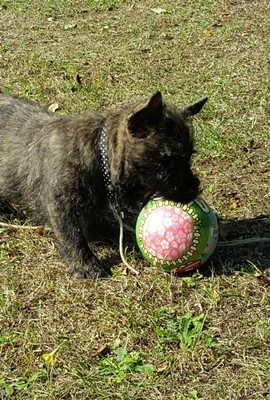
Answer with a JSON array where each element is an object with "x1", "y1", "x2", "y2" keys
[{"x1": 110, "y1": 91, "x2": 207, "y2": 211}]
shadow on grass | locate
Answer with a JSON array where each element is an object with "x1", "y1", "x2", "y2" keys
[
  {"x1": 120, "y1": 215, "x2": 270, "y2": 277},
  {"x1": 202, "y1": 216, "x2": 270, "y2": 276},
  {"x1": 1, "y1": 205, "x2": 269, "y2": 277}
]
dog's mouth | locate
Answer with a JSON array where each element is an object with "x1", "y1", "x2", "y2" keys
[
  {"x1": 141, "y1": 191, "x2": 160, "y2": 205},
  {"x1": 142, "y1": 184, "x2": 200, "y2": 206}
]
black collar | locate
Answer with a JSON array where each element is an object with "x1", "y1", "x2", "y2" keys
[{"x1": 99, "y1": 126, "x2": 125, "y2": 219}]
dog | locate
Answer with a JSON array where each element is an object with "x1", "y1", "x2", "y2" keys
[{"x1": 0, "y1": 91, "x2": 207, "y2": 278}]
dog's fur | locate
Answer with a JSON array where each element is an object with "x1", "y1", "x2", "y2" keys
[{"x1": 0, "y1": 91, "x2": 207, "y2": 278}]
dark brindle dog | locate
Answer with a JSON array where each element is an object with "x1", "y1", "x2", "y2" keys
[{"x1": 0, "y1": 91, "x2": 207, "y2": 278}]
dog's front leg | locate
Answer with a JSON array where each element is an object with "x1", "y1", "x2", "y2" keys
[{"x1": 46, "y1": 201, "x2": 108, "y2": 279}]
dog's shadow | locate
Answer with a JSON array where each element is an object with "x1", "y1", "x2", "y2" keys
[{"x1": 201, "y1": 216, "x2": 269, "y2": 277}]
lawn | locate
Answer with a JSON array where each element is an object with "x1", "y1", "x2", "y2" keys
[{"x1": 0, "y1": 0, "x2": 269, "y2": 399}]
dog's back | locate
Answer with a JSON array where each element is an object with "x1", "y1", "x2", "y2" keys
[
  {"x1": 0, "y1": 94, "x2": 55, "y2": 215},
  {"x1": 0, "y1": 93, "x2": 52, "y2": 135}
]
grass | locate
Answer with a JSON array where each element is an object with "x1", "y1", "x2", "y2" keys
[{"x1": 0, "y1": 0, "x2": 270, "y2": 399}]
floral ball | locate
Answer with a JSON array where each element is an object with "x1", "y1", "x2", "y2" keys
[{"x1": 136, "y1": 198, "x2": 219, "y2": 273}]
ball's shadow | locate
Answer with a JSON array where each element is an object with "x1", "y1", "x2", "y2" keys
[
  {"x1": 105, "y1": 214, "x2": 269, "y2": 277},
  {"x1": 201, "y1": 216, "x2": 269, "y2": 276}
]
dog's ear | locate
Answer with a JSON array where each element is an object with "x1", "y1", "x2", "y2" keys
[
  {"x1": 184, "y1": 96, "x2": 208, "y2": 115},
  {"x1": 127, "y1": 91, "x2": 164, "y2": 137}
]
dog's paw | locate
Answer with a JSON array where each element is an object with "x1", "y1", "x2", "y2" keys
[{"x1": 69, "y1": 260, "x2": 110, "y2": 280}]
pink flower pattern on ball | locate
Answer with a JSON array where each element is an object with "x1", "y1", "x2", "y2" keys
[{"x1": 143, "y1": 206, "x2": 193, "y2": 260}]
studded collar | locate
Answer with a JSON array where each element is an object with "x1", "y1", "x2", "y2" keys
[{"x1": 99, "y1": 126, "x2": 124, "y2": 218}]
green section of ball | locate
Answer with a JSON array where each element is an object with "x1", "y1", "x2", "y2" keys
[{"x1": 136, "y1": 197, "x2": 219, "y2": 272}]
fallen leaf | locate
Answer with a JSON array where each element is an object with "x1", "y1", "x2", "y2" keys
[
  {"x1": 151, "y1": 7, "x2": 167, "y2": 14},
  {"x1": 107, "y1": 74, "x2": 116, "y2": 87},
  {"x1": 48, "y1": 103, "x2": 59, "y2": 113},
  {"x1": 265, "y1": 268, "x2": 270, "y2": 277},
  {"x1": 141, "y1": 48, "x2": 151, "y2": 54},
  {"x1": 34, "y1": 226, "x2": 45, "y2": 236},
  {"x1": 64, "y1": 23, "x2": 77, "y2": 30},
  {"x1": 203, "y1": 28, "x2": 213, "y2": 37},
  {"x1": 76, "y1": 73, "x2": 82, "y2": 85},
  {"x1": 212, "y1": 21, "x2": 223, "y2": 27},
  {"x1": 121, "y1": 266, "x2": 130, "y2": 275},
  {"x1": 256, "y1": 269, "x2": 270, "y2": 286},
  {"x1": 213, "y1": 288, "x2": 221, "y2": 301},
  {"x1": 94, "y1": 344, "x2": 111, "y2": 357},
  {"x1": 229, "y1": 193, "x2": 241, "y2": 210},
  {"x1": 242, "y1": 138, "x2": 261, "y2": 152},
  {"x1": 161, "y1": 33, "x2": 174, "y2": 40},
  {"x1": 229, "y1": 201, "x2": 238, "y2": 210},
  {"x1": 156, "y1": 363, "x2": 168, "y2": 374}
]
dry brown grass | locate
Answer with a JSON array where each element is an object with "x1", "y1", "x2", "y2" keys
[{"x1": 0, "y1": 0, "x2": 269, "y2": 399}]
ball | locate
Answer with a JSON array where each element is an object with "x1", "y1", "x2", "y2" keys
[{"x1": 136, "y1": 198, "x2": 219, "y2": 273}]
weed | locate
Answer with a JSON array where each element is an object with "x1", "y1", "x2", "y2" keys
[
  {"x1": 97, "y1": 339, "x2": 155, "y2": 383},
  {"x1": 88, "y1": 0, "x2": 128, "y2": 9},
  {"x1": 181, "y1": 273, "x2": 204, "y2": 288},
  {"x1": 151, "y1": 308, "x2": 218, "y2": 350},
  {"x1": 0, "y1": 332, "x2": 19, "y2": 347},
  {"x1": 181, "y1": 390, "x2": 204, "y2": 400},
  {"x1": 0, "y1": 370, "x2": 47, "y2": 398}
]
